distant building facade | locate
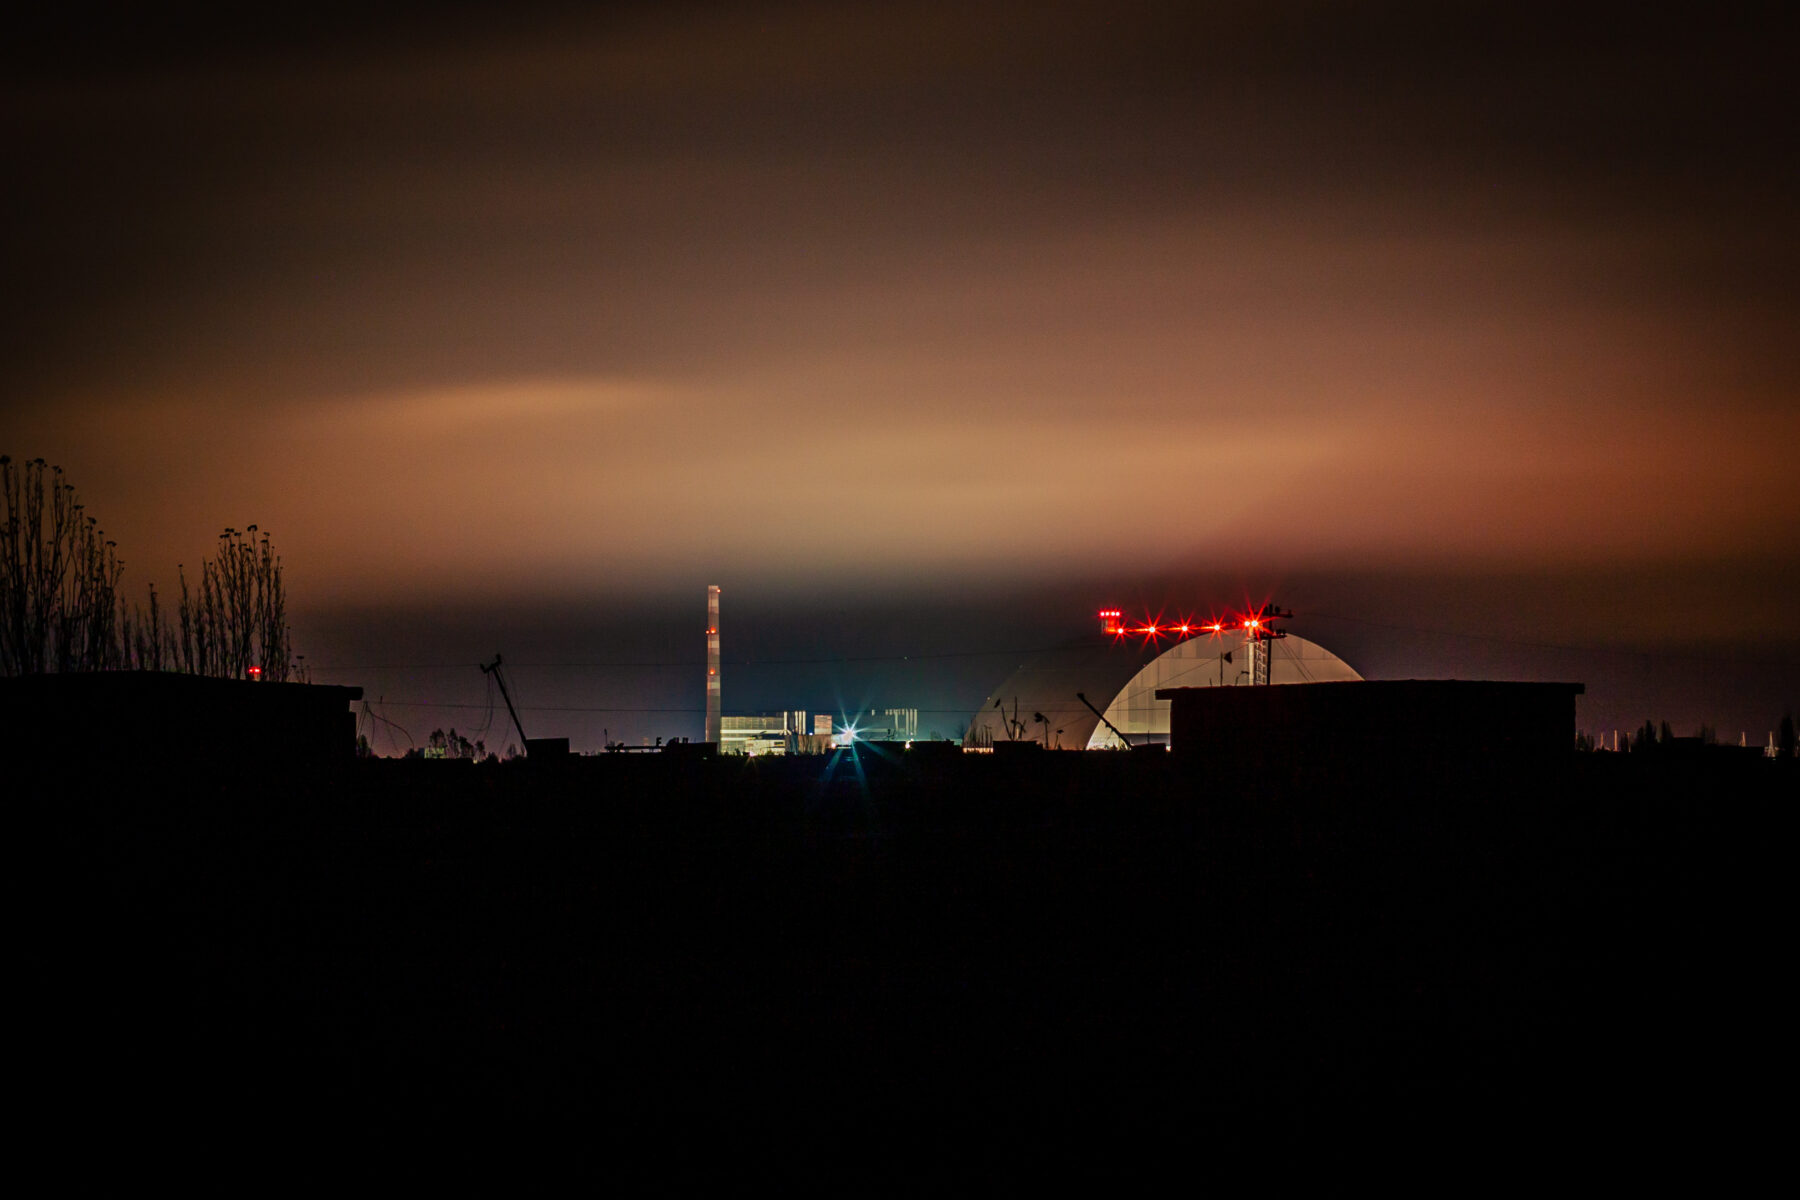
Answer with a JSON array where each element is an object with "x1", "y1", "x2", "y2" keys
[
  {"x1": 720, "y1": 712, "x2": 804, "y2": 756},
  {"x1": 718, "y1": 708, "x2": 916, "y2": 754},
  {"x1": 720, "y1": 710, "x2": 835, "y2": 755}
]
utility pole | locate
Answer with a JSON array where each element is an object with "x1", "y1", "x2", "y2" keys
[{"x1": 481, "y1": 654, "x2": 529, "y2": 754}]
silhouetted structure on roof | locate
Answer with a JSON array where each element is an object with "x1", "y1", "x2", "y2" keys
[
  {"x1": 1157, "y1": 679, "x2": 1584, "y2": 781},
  {"x1": 3, "y1": 672, "x2": 363, "y2": 773}
]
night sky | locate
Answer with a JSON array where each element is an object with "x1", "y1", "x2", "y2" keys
[{"x1": 5, "y1": 1, "x2": 1794, "y2": 748}]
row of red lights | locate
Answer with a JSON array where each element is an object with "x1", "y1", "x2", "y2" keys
[{"x1": 1100, "y1": 609, "x2": 1275, "y2": 639}]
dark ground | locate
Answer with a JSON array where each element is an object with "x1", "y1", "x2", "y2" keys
[{"x1": 20, "y1": 745, "x2": 1791, "y2": 1182}]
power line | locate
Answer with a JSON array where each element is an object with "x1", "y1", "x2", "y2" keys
[
  {"x1": 303, "y1": 642, "x2": 1077, "y2": 672},
  {"x1": 301, "y1": 615, "x2": 1797, "y2": 678},
  {"x1": 360, "y1": 699, "x2": 415, "y2": 752},
  {"x1": 1305, "y1": 610, "x2": 1799, "y2": 670},
  {"x1": 369, "y1": 699, "x2": 1000, "y2": 716}
]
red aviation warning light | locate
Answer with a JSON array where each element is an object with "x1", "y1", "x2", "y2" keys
[
  {"x1": 1099, "y1": 603, "x2": 1294, "y2": 677},
  {"x1": 1101, "y1": 608, "x2": 1219, "y2": 641},
  {"x1": 1101, "y1": 605, "x2": 1293, "y2": 648},
  {"x1": 1240, "y1": 605, "x2": 1294, "y2": 637}
]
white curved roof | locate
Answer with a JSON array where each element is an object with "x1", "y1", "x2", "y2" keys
[
  {"x1": 965, "y1": 631, "x2": 1362, "y2": 750},
  {"x1": 1088, "y1": 632, "x2": 1362, "y2": 748}
]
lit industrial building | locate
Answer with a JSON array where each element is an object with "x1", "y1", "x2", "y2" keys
[
  {"x1": 704, "y1": 587, "x2": 919, "y2": 755},
  {"x1": 720, "y1": 712, "x2": 822, "y2": 756},
  {"x1": 719, "y1": 708, "x2": 922, "y2": 755}
]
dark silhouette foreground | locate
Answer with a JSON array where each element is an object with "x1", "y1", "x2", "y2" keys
[{"x1": 16, "y1": 733, "x2": 1788, "y2": 1178}]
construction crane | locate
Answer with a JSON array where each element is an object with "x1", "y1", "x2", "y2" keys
[
  {"x1": 1100, "y1": 603, "x2": 1293, "y2": 684},
  {"x1": 1076, "y1": 692, "x2": 1137, "y2": 748},
  {"x1": 480, "y1": 654, "x2": 529, "y2": 756}
]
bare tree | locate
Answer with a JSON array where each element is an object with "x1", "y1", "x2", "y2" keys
[
  {"x1": 176, "y1": 526, "x2": 291, "y2": 680},
  {"x1": 1, "y1": 455, "x2": 128, "y2": 675},
  {"x1": 4, "y1": 454, "x2": 296, "y2": 680},
  {"x1": 122, "y1": 582, "x2": 172, "y2": 672}
]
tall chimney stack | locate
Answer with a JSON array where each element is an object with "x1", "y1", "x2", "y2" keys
[{"x1": 705, "y1": 586, "x2": 721, "y2": 745}]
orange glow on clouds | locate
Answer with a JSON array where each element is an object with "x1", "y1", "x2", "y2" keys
[{"x1": 3, "y1": 2, "x2": 1792, "y2": 635}]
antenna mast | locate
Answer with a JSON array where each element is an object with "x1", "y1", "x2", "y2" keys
[{"x1": 1244, "y1": 606, "x2": 1293, "y2": 685}]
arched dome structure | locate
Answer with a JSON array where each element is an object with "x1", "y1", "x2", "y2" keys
[{"x1": 965, "y1": 631, "x2": 1362, "y2": 750}]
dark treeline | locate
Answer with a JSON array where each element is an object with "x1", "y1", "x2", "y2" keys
[{"x1": 1604, "y1": 714, "x2": 1797, "y2": 757}]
